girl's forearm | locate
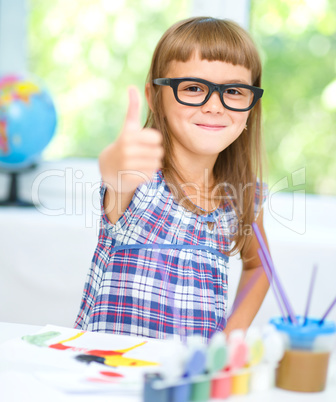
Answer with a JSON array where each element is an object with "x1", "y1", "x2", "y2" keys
[{"x1": 224, "y1": 266, "x2": 270, "y2": 335}]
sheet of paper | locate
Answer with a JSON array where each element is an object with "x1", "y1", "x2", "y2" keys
[{"x1": 0, "y1": 325, "x2": 181, "y2": 394}]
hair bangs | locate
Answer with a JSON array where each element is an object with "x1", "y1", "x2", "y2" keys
[{"x1": 160, "y1": 18, "x2": 261, "y2": 84}]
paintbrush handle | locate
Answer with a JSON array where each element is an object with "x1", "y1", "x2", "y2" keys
[
  {"x1": 257, "y1": 249, "x2": 287, "y2": 321},
  {"x1": 252, "y1": 222, "x2": 297, "y2": 324},
  {"x1": 304, "y1": 264, "x2": 318, "y2": 325},
  {"x1": 228, "y1": 266, "x2": 264, "y2": 319},
  {"x1": 319, "y1": 296, "x2": 336, "y2": 325}
]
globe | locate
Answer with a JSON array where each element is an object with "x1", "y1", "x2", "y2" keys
[
  {"x1": 0, "y1": 75, "x2": 57, "y2": 170},
  {"x1": 0, "y1": 75, "x2": 57, "y2": 206}
]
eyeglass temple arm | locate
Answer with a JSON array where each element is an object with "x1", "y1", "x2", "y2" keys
[{"x1": 153, "y1": 78, "x2": 171, "y2": 86}]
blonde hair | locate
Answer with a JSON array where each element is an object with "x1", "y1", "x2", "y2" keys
[{"x1": 144, "y1": 17, "x2": 264, "y2": 258}]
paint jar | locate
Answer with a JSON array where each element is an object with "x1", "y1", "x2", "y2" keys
[{"x1": 270, "y1": 316, "x2": 336, "y2": 392}]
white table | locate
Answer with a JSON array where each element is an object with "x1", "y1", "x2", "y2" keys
[
  {"x1": 0, "y1": 322, "x2": 336, "y2": 402},
  {"x1": 0, "y1": 322, "x2": 143, "y2": 402}
]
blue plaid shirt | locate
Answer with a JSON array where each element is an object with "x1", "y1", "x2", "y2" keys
[{"x1": 75, "y1": 170, "x2": 267, "y2": 340}]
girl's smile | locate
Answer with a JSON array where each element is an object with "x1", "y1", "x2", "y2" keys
[{"x1": 195, "y1": 123, "x2": 227, "y2": 131}]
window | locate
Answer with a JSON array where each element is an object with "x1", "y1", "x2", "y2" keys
[{"x1": 28, "y1": 0, "x2": 336, "y2": 194}]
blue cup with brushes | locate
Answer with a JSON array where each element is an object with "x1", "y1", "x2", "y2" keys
[
  {"x1": 269, "y1": 316, "x2": 336, "y2": 351},
  {"x1": 252, "y1": 223, "x2": 336, "y2": 392},
  {"x1": 269, "y1": 316, "x2": 336, "y2": 392}
]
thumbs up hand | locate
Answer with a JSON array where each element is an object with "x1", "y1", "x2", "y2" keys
[{"x1": 99, "y1": 86, "x2": 164, "y2": 194}]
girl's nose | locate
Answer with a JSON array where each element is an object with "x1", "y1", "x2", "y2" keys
[{"x1": 200, "y1": 91, "x2": 225, "y2": 113}]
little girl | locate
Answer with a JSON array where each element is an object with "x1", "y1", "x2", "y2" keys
[{"x1": 75, "y1": 16, "x2": 270, "y2": 340}]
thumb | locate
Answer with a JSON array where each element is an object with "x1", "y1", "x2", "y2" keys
[{"x1": 123, "y1": 86, "x2": 141, "y2": 133}]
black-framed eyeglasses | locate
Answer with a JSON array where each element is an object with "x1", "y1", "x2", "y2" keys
[{"x1": 153, "y1": 77, "x2": 264, "y2": 112}]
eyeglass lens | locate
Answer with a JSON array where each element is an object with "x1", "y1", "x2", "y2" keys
[{"x1": 177, "y1": 81, "x2": 254, "y2": 109}]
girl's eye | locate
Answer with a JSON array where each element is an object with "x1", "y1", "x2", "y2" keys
[
  {"x1": 225, "y1": 88, "x2": 241, "y2": 95},
  {"x1": 185, "y1": 85, "x2": 203, "y2": 92},
  {"x1": 179, "y1": 82, "x2": 207, "y2": 93}
]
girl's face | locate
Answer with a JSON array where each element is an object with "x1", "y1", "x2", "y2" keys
[{"x1": 160, "y1": 53, "x2": 252, "y2": 165}]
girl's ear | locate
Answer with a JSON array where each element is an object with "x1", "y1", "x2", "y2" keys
[{"x1": 145, "y1": 82, "x2": 154, "y2": 111}]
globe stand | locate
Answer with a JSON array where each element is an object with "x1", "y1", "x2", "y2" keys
[{"x1": 0, "y1": 164, "x2": 36, "y2": 207}]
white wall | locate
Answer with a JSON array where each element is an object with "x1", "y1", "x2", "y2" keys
[
  {"x1": 0, "y1": 0, "x2": 27, "y2": 75},
  {"x1": 191, "y1": 0, "x2": 250, "y2": 28}
]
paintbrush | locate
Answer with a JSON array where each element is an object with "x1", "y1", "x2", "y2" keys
[
  {"x1": 318, "y1": 295, "x2": 336, "y2": 325},
  {"x1": 228, "y1": 264, "x2": 265, "y2": 320},
  {"x1": 252, "y1": 222, "x2": 298, "y2": 324},
  {"x1": 303, "y1": 264, "x2": 318, "y2": 325},
  {"x1": 257, "y1": 249, "x2": 288, "y2": 322}
]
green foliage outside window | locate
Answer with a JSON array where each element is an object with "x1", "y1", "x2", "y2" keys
[
  {"x1": 251, "y1": 0, "x2": 336, "y2": 195},
  {"x1": 29, "y1": 0, "x2": 336, "y2": 194},
  {"x1": 28, "y1": 0, "x2": 190, "y2": 158}
]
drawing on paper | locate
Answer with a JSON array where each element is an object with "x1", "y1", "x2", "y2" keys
[{"x1": 22, "y1": 330, "x2": 159, "y2": 369}]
